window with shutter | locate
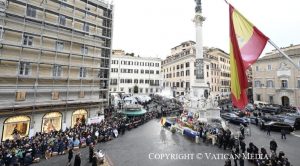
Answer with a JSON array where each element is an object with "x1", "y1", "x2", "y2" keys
[
  {"x1": 52, "y1": 91, "x2": 59, "y2": 100},
  {"x1": 79, "y1": 91, "x2": 85, "y2": 98},
  {"x1": 16, "y1": 91, "x2": 26, "y2": 101}
]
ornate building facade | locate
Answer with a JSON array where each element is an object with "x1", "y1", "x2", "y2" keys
[{"x1": 252, "y1": 44, "x2": 300, "y2": 106}]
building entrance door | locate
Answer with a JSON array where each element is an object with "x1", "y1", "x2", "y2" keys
[{"x1": 281, "y1": 96, "x2": 290, "y2": 106}]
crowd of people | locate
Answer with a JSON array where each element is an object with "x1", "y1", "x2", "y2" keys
[
  {"x1": 185, "y1": 117, "x2": 292, "y2": 166},
  {"x1": 0, "y1": 109, "x2": 158, "y2": 166},
  {"x1": 212, "y1": 128, "x2": 291, "y2": 166},
  {"x1": 194, "y1": 123, "x2": 291, "y2": 166},
  {"x1": 223, "y1": 138, "x2": 291, "y2": 166}
]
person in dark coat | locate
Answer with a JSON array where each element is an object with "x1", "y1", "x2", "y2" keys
[
  {"x1": 92, "y1": 153, "x2": 98, "y2": 166},
  {"x1": 89, "y1": 144, "x2": 94, "y2": 163},
  {"x1": 281, "y1": 129, "x2": 286, "y2": 139},
  {"x1": 270, "y1": 139, "x2": 277, "y2": 153},
  {"x1": 67, "y1": 148, "x2": 73, "y2": 166},
  {"x1": 224, "y1": 158, "x2": 231, "y2": 166},
  {"x1": 240, "y1": 140, "x2": 246, "y2": 154},
  {"x1": 218, "y1": 134, "x2": 223, "y2": 149},
  {"x1": 239, "y1": 158, "x2": 244, "y2": 166},
  {"x1": 240, "y1": 124, "x2": 245, "y2": 137},
  {"x1": 232, "y1": 148, "x2": 238, "y2": 166},
  {"x1": 255, "y1": 117, "x2": 259, "y2": 125},
  {"x1": 266, "y1": 126, "x2": 271, "y2": 136},
  {"x1": 74, "y1": 153, "x2": 81, "y2": 166}
]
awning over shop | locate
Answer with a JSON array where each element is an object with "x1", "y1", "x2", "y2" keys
[{"x1": 121, "y1": 108, "x2": 147, "y2": 116}]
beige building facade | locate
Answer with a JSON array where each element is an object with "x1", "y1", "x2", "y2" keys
[
  {"x1": 0, "y1": 0, "x2": 113, "y2": 140},
  {"x1": 252, "y1": 44, "x2": 300, "y2": 107},
  {"x1": 162, "y1": 41, "x2": 231, "y2": 100},
  {"x1": 206, "y1": 48, "x2": 231, "y2": 100}
]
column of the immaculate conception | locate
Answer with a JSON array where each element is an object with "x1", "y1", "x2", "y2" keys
[
  {"x1": 190, "y1": 0, "x2": 220, "y2": 120},
  {"x1": 192, "y1": 0, "x2": 208, "y2": 98}
]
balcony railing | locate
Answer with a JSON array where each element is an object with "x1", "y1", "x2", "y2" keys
[{"x1": 275, "y1": 87, "x2": 293, "y2": 92}]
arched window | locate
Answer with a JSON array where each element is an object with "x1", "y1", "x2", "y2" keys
[
  {"x1": 72, "y1": 109, "x2": 87, "y2": 127},
  {"x1": 2, "y1": 116, "x2": 30, "y2": 141},
  {"x1": 42, "y1": 112, "x2": 62, "y2": 133}
]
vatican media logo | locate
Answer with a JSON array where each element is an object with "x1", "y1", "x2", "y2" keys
[
  {"x1": 148, "y1": 153, "x2": 269, "y2": 160},
  {"x1": 199, "y1": 153, "x2": 269, "y2": 160}
]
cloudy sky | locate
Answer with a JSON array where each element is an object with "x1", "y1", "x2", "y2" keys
[{"x1": 112, "y1": 0, "x2": 300, "y2": 59}]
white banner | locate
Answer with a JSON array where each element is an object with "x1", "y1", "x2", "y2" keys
[
  {"x1": 88, "y1": 115, "x2": 104, "y2": 125},
  {"x1": 29, "y1": 128, "x2": 35, "y2": 138},
  {"x1": 62, "y1": 123, "x2": 67, "y2": 131}
]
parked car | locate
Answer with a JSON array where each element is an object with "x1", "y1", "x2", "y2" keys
[
  {"x1": 263, "y1": 121, "x2": 294, "y2": 133},
  {"x1": 281, "y1": 106, "x2": 297, "y2": 114},
  {"x1": 221, "y1": 113, "x2": 250, "y2": 126},
  {"x1": 221, "y1": 113, "x2": 238, "y2": 121},
  {"x1": 260, "y1": 116, "x2": 273, "y2": 122},
  {"x1": 281, "y1": 115, "x2": 300, "y2": 130},
  {"x1": 246, "y1": 103, "x2": 255, "y2": 112},
  {"x1": 260, "y1": 106, "x2": 281, "y2": 114},
  {"x1": 249, "y1": 116, "x2": 258, "y2": 124},
  {"x1": 229, "y1": 117, "x2": 249, "y2": 127}
]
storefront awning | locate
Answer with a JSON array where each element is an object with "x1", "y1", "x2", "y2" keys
[{"x1": 121, "y1": 108, "x2": 147, "y2": 116}]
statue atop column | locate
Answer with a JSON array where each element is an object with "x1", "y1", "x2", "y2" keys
[{"x1": 195, "y1": 0, "x2": 202, "y2": 13}]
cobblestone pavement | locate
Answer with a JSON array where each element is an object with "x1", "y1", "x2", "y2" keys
[{"x1": 34, "y1": 119, "x2": 300, "y2": 166}]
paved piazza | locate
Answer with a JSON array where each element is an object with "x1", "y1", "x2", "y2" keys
[{"x1": 35, "y1": 119, "x2": 300, "y2": 166}]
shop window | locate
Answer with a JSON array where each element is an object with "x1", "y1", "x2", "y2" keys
[
  {"x1": 16, "y1": 91, "x2": 26, "y2": 101},
  {"x1": 72, "y1": 109, "x2": 87, "y2": 127},
  {"x1": 42, "y1": 112, "x2": 62, "y2": 133},
  {"x1": 2, "y1": 116, "x2": 30, "y2": 141}
]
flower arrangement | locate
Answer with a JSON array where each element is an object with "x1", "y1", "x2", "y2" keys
[{"x1": 170, "y1": 126, "x2": 176, "y2": 133}]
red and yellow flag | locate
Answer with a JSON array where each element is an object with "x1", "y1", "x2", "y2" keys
[{"x1": 229, "y1": 4, "x2": 269, "y2": 109}]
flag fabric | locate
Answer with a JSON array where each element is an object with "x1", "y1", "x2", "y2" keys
[{"x1": 229, "y1": 4, "x2": 269, "y2": 109}]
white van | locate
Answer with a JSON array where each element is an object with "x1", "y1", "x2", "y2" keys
[{"x1": 254, "y1": 101, "x2": 268, "y2": 108}]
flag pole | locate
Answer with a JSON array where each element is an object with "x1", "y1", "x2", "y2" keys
[{"x1": 268, "y1": 40, "x2": 300, "y2": 69}]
